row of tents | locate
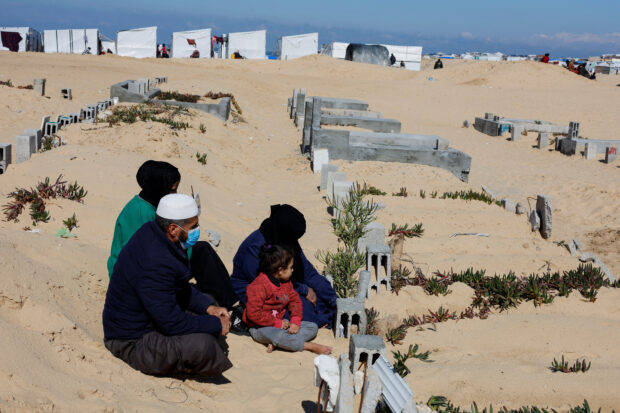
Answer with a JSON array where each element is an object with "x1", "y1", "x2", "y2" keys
[{"x1": 1, "y1": 26, "x2": 423, "y2": 70}]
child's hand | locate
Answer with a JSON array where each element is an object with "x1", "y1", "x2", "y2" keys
[
  {"x1": 288, "y1": 323, "x2": 300, "y2": 334},
  {"x1": 281, "y1": 319, "x2": 290, "y2": 330}
]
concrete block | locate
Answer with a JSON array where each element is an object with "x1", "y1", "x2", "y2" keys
[
  {"x1": 584, "y1": 142, "x2": 597, "y2": 160},
  {"x1": 320, "y1": 97, "x2": 369, "y2": 111},
  {"x1": 322, "y1": 108, "x2": 383, "y2": 119},
  {"x1": 154, "y1": 98, "x2": 231, "y2": 121},
  {"x1": 573, "y1": 237, "x2": 583, "y2": 252},
  {"x1": 312, "y1": 148, "x2": 329, "y2": 173},
  {"x1": 295, "y1": 90, "x2": 306, "y2": 119},
  {"x1": 327, "y1": 171, "x2": 347, "y2": 202},
  {"x1": 0, "y1": 143, "x2": 12, "y2": 165},
  {"x1": 357, "y1": 270, "x2": 371, "y2": 300},
  {"x1": 33, "y1": 78, "x2": 45, "y2": 96},
  {"x1": 462, "y1": 120, "x2": 470, "y2": 128},
  {"x1": 69, "y1": 113, "x2": 79, "y2": 123},
  {"x1": 24, "y1": 128, "x2": 42, "y2": 151},
  {"x1": 112, "y1": 97, "x2": 119, "y2": 105},
  {"x1": 566, "y1": 240, "x2": 577, "y2": 257},
  {"x1": 333, "y1": 181, "x2": 355, "y2": 216},
  {"x1": 334, "y1": 298, "x2": 367, "y2": 338},
  {"x1": 0, "y1": 160, "x2": 6, "y2": 174},
  {"x1": 515, "y1": 202, "x2": 526, "y2": 215},
  {"x1": 501, "y1": 198, "x2": 516, "y2": 213},
  {"x1": 536, "y1": 194, "x2": 552, "y2": 239},
  {"x1": 605, "y1": 146, "x2": 618, "y2": 164},
  {"x1": 44, "y1": 122, "x2": 59, "y2": 137},
  {"x1": 360, "y1": 368, "x2": 382, "y2": 413},
  {"x1": 334, "y1": 354, "x2": 354, "y2": 413},
  {"x1": 15, "y1": 134, "x2": 36, "y2": 163},
  {"x1": 474, "y1": 117, "x2": 501, "y2": 136},
  {"x1": 349, "y1": 335, "x2": 387, "y2": 373},
  {"x1": 40, "y1": 115, "x2": 50, "y2": 135},
  {"x1": 568, "y1": 121, "x2": 580, "y2": 139},
  {"x1": 289, "y1": 89, "x2": 298, "y2": 119},
  {"x1": 348, "y1": 132, "x2": 448, "y2": 150},
  {"x1": 59, "y1": 116, "x2": 71, "y2": 127},
  {"x1": 559, "y1": 138, "x2": 577, "y2": 155},
  {"x1": 510, "y1": 125, "x2": 523, "y2": 141},
  {"x1": 366, "y1": 244, "x2": 391, "y2": 296},
  {"x1": 485, "y1": 112, "x2": 494, "y2": 120},
  {"x1": 579, "y1": 253, "x2": 616, "y2": 282},
  {"x1": 320, "y1": 115, "x2": 401, "y2": 133},
  {"x1": 205, "y1": 229, "x2": 221, "y2": 247},
  {"x1": 481, "y1": 185, "x2": 496, "y2": 200},
  {"x1": 537, "y1": 132, "x2": 549, "y2": 149},
  {"x1": 301, "y1": 100, "x2": 314, "y2": 153},
  {"x1": 529, "y1": 210, "x2": 540, "y2": 232},
  {"x1": 60, "y1": 88, "x2": 72, "y2": 100},
  {"x1": 320, "y1": 164, "x2": 339, "y2": 191},
  {"x1": 579, "y1": 252, "x2": 597, "y2": 263},
  {"x1": 357, "y1": 222, "x2": 385, "y2": 253}
]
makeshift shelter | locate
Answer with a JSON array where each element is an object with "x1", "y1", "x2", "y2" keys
[
  {"x1": 277, "y1": 32, "x2": 318, "y2": 60},
  {"x1": 226, "y1": 30, "x2": 266, "y2": 59},
  {"x1": 116, "y1": 26, "x2": 157, "y2": 58},
  {"x1": 172, "y1": 28, "x2": 212, "y2": 58},
  {"x1": 321, "y1": 42, "x2": 348, "y2": 59},
  {"x1": 101, "y1": 40, "x2": 116, "y2": 54},
  {"x1": 381, "y1": 44, "x2": 423, "y2": 71},
  {"x1": 0, "y1": 27, "x2": 42, "y2": 52},
  {"x1": 44, "y1": 29, "x2": 100, "y2": 54},
  {"x1": 345, "y1": 44, "x2": 390, "y2": 66}
]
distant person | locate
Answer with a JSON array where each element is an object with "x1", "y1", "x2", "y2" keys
[
  {"x1": 400, "y1": 60, "x2": 405, "y2": 68},
  {"x1": 243, "y1": 244, "x2": 332, "y2": 355},
  {"x1": 190, "y1": 50, "x2": 200, "y2": 58},
  {"x1": 106, "y1": 48, "x2": 113, "y2": 54},
  {"x1": 162, "y1": 44, "x2": 169, "y2": 58},
  {"x1": 389, "y1": 53, "x2": 396, "y2": 66},
  {"x1": 82, "y1": 47, "x2": 92, "y2": 55},
  {"x1": 434, "y1": 58, "x2": 443, "y2": 69},
  {"x1": 541, "y1": 53, "x2": 550, "y2": 63},
  {"x1": 231, "y1": 50, "x2": 245, "y2": 59},
  {"x1": 577, "y1": 64, "x2": 596, "y2": 79}
]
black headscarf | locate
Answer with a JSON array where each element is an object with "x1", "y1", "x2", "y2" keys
[
  {"x1": 258, "y1": 204, "x2": 306, "y2": 284},
  {"x1": 136, "y1": 160, "x2": 181, "y2": 207}
]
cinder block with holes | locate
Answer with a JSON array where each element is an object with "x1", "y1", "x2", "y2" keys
[
  {"x1": 349, "y1": 334, "x2": 387, "y2": 373},
  {"x1": 334, "y1": 298, "x2": 366, "y2": 339},
  {"x1": 60, "y1": 88, "x2": 72, "y2": 100},
  {"x1": 366, "y1": 244, "x2": 391, "y2": 296}
]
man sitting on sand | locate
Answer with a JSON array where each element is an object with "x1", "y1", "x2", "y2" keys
[{"x1": 102, "y1": 194, "x2": 233, "y2": 377}]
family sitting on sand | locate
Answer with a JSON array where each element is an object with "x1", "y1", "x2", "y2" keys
[{"x1": 102, "y1": 160, "x2": 334, "y2": 378}]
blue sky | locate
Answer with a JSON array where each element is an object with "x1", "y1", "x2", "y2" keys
[{"x1": 3, "y1": 0, "x2": 620, "y2": 56}]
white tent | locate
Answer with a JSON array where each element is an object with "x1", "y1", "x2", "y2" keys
[
  {"x1": 117, "y1": 26, "x2": 157, "y2": 58},
  {"x1": 320, "y1": 42, "x2": 348, "y2": 59},
  {"x1": 101, "y1": 40, "x2": 116, "y2": 54},
  {"x1": 172, "y1": 28, "x2": 212, "y2": 58},
  {"x1": 277, "y1": 32, "x2": 318, "y2": 60},
  {"x1": 0, "y1": 27, "x2": 42, "y2": 52},
  {"x1": 44, "y1": 29, "x2": 99, "y2": 54},
  {"x1": 227, "y1": 29, "x2": 266, "y2": 59},
  {"x1": 382, "y1": 44, "x2": 423, "y2": 71}
]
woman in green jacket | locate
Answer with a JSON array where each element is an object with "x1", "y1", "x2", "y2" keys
[{"x1": 107, "y1": 160, "x2": 180, "y2": 277}]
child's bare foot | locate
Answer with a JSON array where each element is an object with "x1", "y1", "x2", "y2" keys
[
  {"x1": 304, "y1": 342, "x2": 333, "y2": 355},
  {"x1": 267, "y1": 344, "x2": 275, "y2": 353}
]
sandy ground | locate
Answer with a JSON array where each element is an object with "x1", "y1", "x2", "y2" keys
[{"x1": 0, "y1": 52, "x2": 619, "y2": 412}]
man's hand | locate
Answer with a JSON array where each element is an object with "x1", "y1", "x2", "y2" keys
[
  {"x1": 207, "y1": 305, "x2": 230, "y2": 319},
  {"x1": 219, "y1": 316, "x2": 230, "y2": 336},
  {"x1": 281, "y1": 319, "x2": 290, "y2": 330},
  {"x1": 306, "y1": 287, "x2": 317, "y2": 305},
  {"x1": 288, "y1": 323, "x2": 300, "y2": 334}
]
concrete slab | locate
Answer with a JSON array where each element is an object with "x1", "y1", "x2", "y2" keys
[
  {"x1": 320, "y1": 115, "x2": 401, "y2": 133},
  {"x1": 327, "y1": 172, "x2": 347, "y2": 201},
  {"x1": 33, "y1": 78, "x2": 45, "y2": 96},
  {"x1": 537, "y1": 132, "x2": 549, "y2": 149},
  {"x1": 322, "y1": 108, "x2": 383, "y2": 119},
  {"x1": 334, "y1": 354, "x2": 354, "y2": 413},
  {"x1": 15, "y1": 134, "x2": 36, "y2": 163},
  {"x1": 606, "y1": 146, "x2": 618, "y2": 163},
  {"x1": 584, "y1": 142, "x2": 597, "y2": 160},
  {"x1": 110, "y1": 80, "x2": 161, "y2": 103},
  {"x1": 320, "y1": 97, "x2": 369, "y2": 111},
  {"x1": 312, "y1": 148, "x2": 329, "y2": 173},
  {"x1": 153, "y1": 98, "x2": 231, "y2": 121},
  {"x1": 320, "y1": 164, "x2": 339, "y2": 191},
  {"x1": 536, "y1": 194, "x2": 552, "y2": 239},
  {"x1": 24, "y1": 128, "x2": 42, "y2": 151},
  {"x1": 357, "y1": 222, "x2": 385, "y2": 253}
]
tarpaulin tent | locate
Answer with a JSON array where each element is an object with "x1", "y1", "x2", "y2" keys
[
  {"x1": 381, "y1": 44, "x2": 423, "y2": 71},
  {"x1": 0, "y1": 27, "x2": 42, "y2": 52},
  {"x1": 102, "y1": 40, "x2": 116, "y2": 54},
  {"x1": 320, "y1": 42, "x2": 348, "y2": 59},
  {"x1": 172, "y1": 28, "x2": 212, "y2": 58},
  {"x1": 44, "y1": 29, "x2": 99, "y2": 54},
  {"x1": 117, "y1": 26, "x2": 157, "y2": 58},
  {"x1": 277, "y1": 32, "x2": 318, "y2": 60},
  {"x1": 227, "y1": 29, "x2": 266, "y2": 59}
]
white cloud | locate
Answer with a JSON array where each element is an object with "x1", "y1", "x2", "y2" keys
[
  {"x1": 460, "y1": 31, "x2": 474, "y2": 39},
  {"x1": 531, "y1": 32, "x2": 620, "y2": 44}
]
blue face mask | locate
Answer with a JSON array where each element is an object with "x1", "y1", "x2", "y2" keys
[{"x1": 177, "y1": 225, "x2": 200, "y2": 249}]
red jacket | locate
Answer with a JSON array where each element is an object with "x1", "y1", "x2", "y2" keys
[{"x1": 243, "y1": 273, "x2": 303, "y2": 328}]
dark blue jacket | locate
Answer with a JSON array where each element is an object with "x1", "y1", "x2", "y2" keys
[
  {"x1": 231, "y1": 230, "x2": 338, "y2": 327},
  {"x1": 103, "y1": 221, "x2": 221, "y2": 340}
]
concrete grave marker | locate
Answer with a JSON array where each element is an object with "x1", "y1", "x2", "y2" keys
[
  {"x1": 584, "y1": 143, "x2": 597, "y2": 160},
  {"x1": 537, "y1": 132, "x2": 549, "y2": 149},
  {"x1": 327, "y1": 171, "x2": 346, "y2": 201},
  {"x1": 357, "y1": 222, "x2": 385, "y2": 253},
  {"x1": 536, "y1": 194, "x2": 552, "y2": 239},
  {"x1": 312, "y1": 148, "x2": 329, "y2": 173},
  {"x1": 605, "y1": 146, "x2": 617, "y2": 164},
  {"x1": 15, "y1": 134, "x2": 36, "y2": 163},
  {"x1": 33, "y1": 78, "x2": 45, "y2": 96},
  {"x1": 349, "y1": 335, "x2": 387, "y2": 373},
  {"x1": 320, "y1": 164, "x2": 339, "y2": 191}
]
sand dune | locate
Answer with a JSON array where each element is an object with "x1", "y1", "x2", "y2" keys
[{"x1": 0, "y1": 51, "x2": 619, "y2": 412}]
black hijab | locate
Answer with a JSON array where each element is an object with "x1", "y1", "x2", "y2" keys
[
  {"x1": 136, "y1": 160, "x2": 181, "y2": 208},
  {"x1": 259, "y1": 204, "x2": 306, "y2": 284}
]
